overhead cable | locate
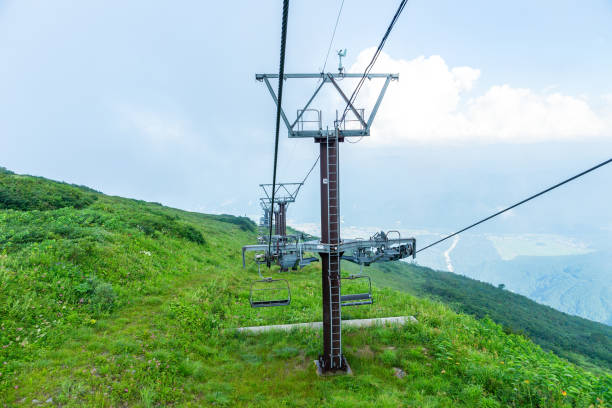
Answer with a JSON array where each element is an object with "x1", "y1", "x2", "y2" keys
[
  {"x1": 321, "y1": 0, "x2": 346, "y2": 73},
  {"x1": 267, "y1": 0, "x2": 290, "y2": 266},
  {"x1": 301, "y1": 155, "x2": 320, "y2": 185},
  {"x1": 340, "y1": 0, "x2": 408, "y2": 123},
  {"x1": 417, "y1": 157, "x2": 612, "y2": 254}
]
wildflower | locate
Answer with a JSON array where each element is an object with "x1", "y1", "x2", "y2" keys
[
  {"x1": 561, "y1": 390, "x2": 567, "y2": 396},
  {"x1": 524, "y1": 380, "x2": 529, "y2": 384},
  {"x1": 500, "y1": 361, "x2": 504, "y2": 365},
  {"x1": 440, "y1": 369, "x2": 446, "y2": 374}
]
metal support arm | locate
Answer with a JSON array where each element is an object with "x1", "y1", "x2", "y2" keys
[
  {"x1": 327, "y1": 74, "x2": 368, "y2": 130},
  {"x1": 262, "y1": 76, "x2": 294, "y2": 136},
  {"x1": 366, "y1": 75, "x2": 393, "y2": 130},
  {"x1": 256, "y1": 73, "x2": 399, "y2": 138}
]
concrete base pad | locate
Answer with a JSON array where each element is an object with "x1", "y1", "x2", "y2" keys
[
  {"x1": 314, "y1": 359, "x2": 353, "y2": 377},
  {"x1": 237, "y1": 316, "x2": 417, "y2": 334}
]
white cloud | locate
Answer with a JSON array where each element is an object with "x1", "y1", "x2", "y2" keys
[
  {"x1": 117, "y1": 105, "x2": 193, "y2": 145},
  {"x1": 220, "y1": 198, "x2": 235, "y2": 207},
  {"x1": 346, "y1": 48, "x2": 612, "y2": 144},
  {"x1": 452, "y1": 66, "x2": 481, "y2": 92}
]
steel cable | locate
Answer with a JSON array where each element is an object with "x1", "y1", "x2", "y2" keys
[
  {"x1": 417, "y1": 157, "x2": 612, "y2": 254},
  {"x1": 321, "y1": 0, "x2": 346, "y2": 73},
  {"x1": 301, "y1": 155, "x2": 320, "y2": 185},
  {"x1": 267, "y1": 0, "x2": 290, "y2": 267},
  {"x1": 340, "y1": 0, "x2": 408, "y2": 124}
]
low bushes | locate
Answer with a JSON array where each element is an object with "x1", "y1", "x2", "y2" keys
[{"x1": 0, "y1": 173, "x2": 97, "y2": 211}]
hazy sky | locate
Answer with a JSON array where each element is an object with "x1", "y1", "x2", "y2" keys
[{"x1": 1, "y1": 0, "x2": 611, "y2": 242}]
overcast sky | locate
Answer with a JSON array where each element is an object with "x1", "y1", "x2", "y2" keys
[{"x1": 1, "y1": 0, "x2": 611, "y2": 243}]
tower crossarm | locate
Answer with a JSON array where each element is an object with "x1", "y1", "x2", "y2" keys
[
  {"x1": 255, "y1": 73, "x2": 398, "y2": 138},
  {"x1": 301, "y1": 237, "x2": 415, "y2": 258},
  {"x1": 242, "y1": 239, "x2": 318, "y2": 270},
  {"x1": 256, "y1": 73, "x2": 398, "y2": 79},
  {"x1": 243, "y1": 237, "x2": 416, "y2": 267},
  {"x1": 260, "y1": 182, "x2": 303, "y2": 205}
]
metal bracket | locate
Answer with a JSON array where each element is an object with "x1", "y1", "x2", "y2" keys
[
  {"x1": 261, "y1": 76, "x2": 295, "y2": 137},
  {"x1": 327, "y1": 74, "x2": 367, "y2": 130},
  {"x1": 367, "y1": 75, "x2": 393, "y2": 130},
  {"x1": 256, "y1": 73, "x2": 398, "y2": 138},
  {"x1": 260, "y1": 182, "x2": 303, "y2": 206}
]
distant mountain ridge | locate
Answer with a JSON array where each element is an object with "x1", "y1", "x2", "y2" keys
[
  {"x1": 410, "y1": 231, "x2": 612, "y2": 325},
  {"x1": 476, "y1": 252, "x2": 612, "y2": 325}
]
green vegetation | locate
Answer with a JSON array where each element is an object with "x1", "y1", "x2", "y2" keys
[
  {"x1": 0, "y1": 171, "x2": 98, "y2": 211},
  {"x1": 1, "y1": 170, "x2": 610, "y2": 407},
  {"x1": 362, "y1": 261, "x2": 612, "y2": 372}
]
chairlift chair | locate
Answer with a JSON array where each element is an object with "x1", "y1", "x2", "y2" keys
[
  {"x1": 340, "y1": 274, "x2": 373, "y2": 307},
  {"x1": 249, "y1": 277, "x2": 291, "y2": 308}
]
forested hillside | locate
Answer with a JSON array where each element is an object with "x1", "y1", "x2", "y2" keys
[{"x1": 1, "y1": 169, "x2": 609, "y2": 407}]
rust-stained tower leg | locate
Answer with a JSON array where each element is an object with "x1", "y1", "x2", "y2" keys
[{"x1": 317, "y1": 132, "x2": 347, "y2": 373}]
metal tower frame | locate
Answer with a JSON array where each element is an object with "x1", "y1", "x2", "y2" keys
[
  {"x1": 254, "y1": 70, "x2": 406, "y2": 374},
  {"x1": 260, "y1": 182, "x2": 303, "y2": 237},
  {"x1": 256, "y1": 73, "x2": 398, "y2": 139}
]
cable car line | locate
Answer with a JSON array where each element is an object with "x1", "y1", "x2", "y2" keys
[
  {"x1": 340, "y1": 0, "x2": 408, "y2": 124},
  {"x1": 301, "y1": 155, "x2": 320, "y2": 185},
  {"x1": 416, "y1": 157, "x2": 612, "y2": 254},
  {"x1": 321, "y1": 0, "x2": 346, "y2": 73},
  {"x1": 267, "y1": 0, "x2": 290, "y2": 266}
]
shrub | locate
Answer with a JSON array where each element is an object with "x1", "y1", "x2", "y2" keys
[
  {"x1": 215, "y1": 214, "x2": 256, "y2": 232},
  {"x1": 75, "y1": 276, "x2": 117, "y2": 314},
  {"x1": 0, "y1": 172, "x2": 97, "y2": 211},
  {"x1": 175, "y1": 223, "x2": 206, "y2": 245},
  {"x1": 129, "y1": 213, "x2": 205, "y2": 245}
]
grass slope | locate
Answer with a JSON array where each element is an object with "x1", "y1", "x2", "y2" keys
[
  {"x1": 359, "y1": 261, "x2": 612, "y2": 373},
  {"x1": 0, "y1": 170, "x2": 610, "y2": 407}
]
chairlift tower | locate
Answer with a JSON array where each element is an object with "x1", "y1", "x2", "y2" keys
[
  {"x1": 259, "y1": 199, "x2": 271, "y2": 230},
  {"x1": 260, "y1": 182, "x2": 303, "y2": 237},
  {"x1": 256, "y1": 63, "x2": 403, "y2": 374}
]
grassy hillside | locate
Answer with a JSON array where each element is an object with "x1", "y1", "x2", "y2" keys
[
  {"x1": 1, "y1": 170, "x2": 610, "y2": 407},
  {"x1": 357, "y1": 261, "x2": 612, "y2": 373}
]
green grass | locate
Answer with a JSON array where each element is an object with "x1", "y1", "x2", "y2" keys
[
  {"x1": 0, "y1": 170, "x2": 610, "y2": 407},
  {"x1": 359, "y1": 261, "x2": 612, "y2": 372}
]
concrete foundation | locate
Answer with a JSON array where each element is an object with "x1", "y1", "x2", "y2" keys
[{"x1": 236, "y1": 315, "x2": 417, "y2": 334}]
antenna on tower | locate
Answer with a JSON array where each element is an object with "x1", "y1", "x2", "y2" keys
[{"x1": 337, "y1": 49, "x2": 347, "y2": 74}]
